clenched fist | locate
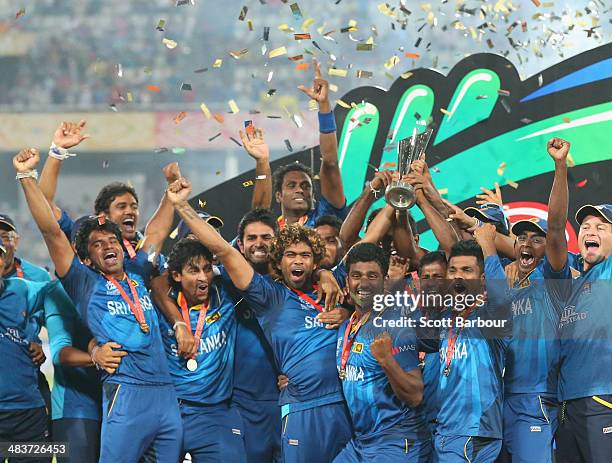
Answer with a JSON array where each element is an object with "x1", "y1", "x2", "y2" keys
[{"x1": 13, "y1": 148, "x2": 40, "y2": 173}]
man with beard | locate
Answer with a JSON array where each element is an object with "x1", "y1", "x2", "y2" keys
[
  {"x1": 425, "y1": 226, "x2": 512, "y2": 463},
  {"x1": 274, "y1": 63, "x2": 347, "y2": 229},
  {"x1": 543, "y1": 137, "x2": 612, "y2": 463},
  {"x1": 333, "y1": 242, "x2": 431, "y2": 463},
  {"x1": 15, "y1": 148, "x2": 182, "y2": 463},
  {"x1": 166, "y1": 176, "x2": 352, "y2": 463},
  {"x1": 314, "y1": 215, "x2": 344, "y2": 269},
  {"x1": 498, "y1": 218, "x2": 560, "y2": 463}
]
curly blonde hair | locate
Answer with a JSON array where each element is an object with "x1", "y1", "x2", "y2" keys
[{"x1": 269, "y1": 224, "x2": 326, "y2": 277}]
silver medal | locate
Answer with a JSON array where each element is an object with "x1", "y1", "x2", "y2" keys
[{"x1": 186, "y1": 358, "x2": 198, "y2": 371}]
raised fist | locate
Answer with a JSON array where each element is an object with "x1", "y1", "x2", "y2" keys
[{"x1": 13, "y1": 148, "x2": 40, "y2": 173}]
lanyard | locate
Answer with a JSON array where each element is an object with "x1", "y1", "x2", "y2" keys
[
  {"x1": 123, "y1": 238, "x2": 137, "y2": 260},
  {"x1": 443, "y1": 306, "x2": 476, "y2": 376},
  {"x1": 340, "y1": 311, "x2": 370, "y2": 375},
  {"x1": 177, "y1": 292, "x2": 209, "y2": 359},
  {"x1": 14, "y1": 261, "x2": 24, "y2": 278},
  {"x1": 289, "y1": 286, "x2": 324, "y2": 313},
  {"x1": 277, "y1": 214, "x2": 308, "y2": 230},
  {"x1": 103, "y1": 274, "x2": 149, "y2": 333}
]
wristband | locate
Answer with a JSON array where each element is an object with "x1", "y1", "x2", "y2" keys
[
  {"x1": 318, "y1": 111, "x2": 337, "y2": 134},
  {"x1": 90, "y1": 345, "x2": 101, "y2": 370},
  {"x1": 16, "y1": 170, "x2": 39, "y2": 180},
  {"x1": 48, "y1": 142, "x2": 77, "y2": 161},
  {"x1": 173, "y1": 321, "x2": 188, "y2": 331},
  {"x1": 369, "y1": 181, "x2": 382, "y2": 199}
]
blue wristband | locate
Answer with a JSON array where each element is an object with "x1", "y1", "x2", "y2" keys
[{"x1": 318, "y1": 111, "x2": 337, "y2": 134}]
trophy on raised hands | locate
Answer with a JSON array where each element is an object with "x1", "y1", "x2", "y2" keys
[{"x1": 385, "y1": 127, "x2": 434, "y2": 210}]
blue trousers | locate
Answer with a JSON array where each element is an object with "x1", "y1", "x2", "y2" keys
[
  {"x1": 435, "y1": 434, "x2": 502, "y2": 463},
  {"x1": 0, "y1": 407, "x2": 50, "y2": 463},
  {"x1": 52, "y1": 418, "x2": 100, "y2": 463},
  {"x1": 281, "y1": 402, "x2": 353, "y2": 463},
  {"x1": 233, "y1": 395, "x2": 281, "y2": 463},
  {"x1": 333, "y1": 432, "x2": 432, "y2": 463},
  {"x1": 100, "y1": 383, "x2": 182, "y2": 463},
  {"x1": 179, "y1": 400, "x2": 246, "y2": 463},
  {"x1": 499, "y1": 393, "x2": 557, "y2": 463}
]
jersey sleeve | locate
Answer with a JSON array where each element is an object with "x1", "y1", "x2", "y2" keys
[
  {"x1": 543, "y1": 255, "x2": 573, "y2": 314},
  {"x1": 482, "y1": 255, "x2": 513, "y2": 337},
  {"x1": 239, "y1": 272, "x2": 285, "y2": 316},
  {"x1": 58, "y1": 256, "x2": 98, "y2": 321},
  {"x1": 44, "y1": 282, "x2": 81, "y2": 367},
  {"x1": 332, "y1": 261, "x2": 347, "y2": 288},
  {"x1": 391, "y1": 327, "x2": 420, "y2": 373},
  {"x1": 24, "y1": 280, "x2": 50, "y2": 341},
  {"x1": 58, "y1": 209, "x2": 75, "y2": 241},
  {"x1": 315, "y1": 195, "x2": 349, "y2": 221}
]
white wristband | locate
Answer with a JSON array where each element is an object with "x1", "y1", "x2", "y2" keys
[
  {"x1": 173, "y1": 321, "x2": 188, "y2": 331},
  {"x1": 48, "y1": 142, "x2": 77, "y2": 161},
  {"x1": 16, "y1": 170, "x2": 39, "y2": 180},
  {"x1": 91, "y1": 345, "x2": 101, "y2": 370}
]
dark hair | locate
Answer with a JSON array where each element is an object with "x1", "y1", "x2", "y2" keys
[
  {"x1": 94, "y1": 182, "x2": 139, "y2": 215},
  {"x1": 167, "y1": 239, "x2": 214, "y2": 292},
  {"x1": 448, "y1": 240, "x2": 484, "y2": 273},
  {"x1": 237, "y1": 208, "x2": 278, "y2": 242},
  {"x1": 314, "y1": 215, "x2": 343, "y2": 233},
  {"x1": 417, "y1": 250, "x2": 447, "y2": 276},
  {"x1": 345, "y1": 242, "x2": 390, "y2": 276},
  {"x1": 269, "y1": 224, "x2": 325, "y2": 274},
  {"x1": 75, "y1": 218, "x2": 123, "y2": 261},
  {"x1": 272, "y1": 162, "x2": 313, "y2": 194}
]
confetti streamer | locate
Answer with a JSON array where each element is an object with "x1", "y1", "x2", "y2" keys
[
  {"x1": 243, "y1": 180, "x2": 254, "y2": 187},
  {"x1": 162, "y1": 38, "x2": 178, "y2": 49},
  {"x1": 296, "y1": 63, "x2": 310, "y2": 71},
  {"x1": 285, "y1": 139, "x2": 294, "y2": 152},
  {"x1": 497, "y1": 162, "x2": 507, "y2": 176},
  {"x1": 329, "y1": 68, "x2": 348, "y2": 77},
  {"x1": 180, "y1": 83, "x2": 192, "y2": 91},
  {"x1": 230, "y1": 137, "x2": 242, "y2": 147},
  {"x1": 156, "y1": 19, "x2": 166, "y2": 31},
  {"x1": 213, "y1": 59, "x2": 223, "y2": 68},
  {"x1": 336, "y1": 99, "x2": 351, "y2": 109},
  {"x1": 238, "y1": 6, "x2": 248, "y2": 21},
  {"x1": 576, "y1": 179, "x2": 588, "y2": 188},
  {"x1": 290, "y1": 3, "x2": 303, "y2": 21},
  {"x1": 200, "y1": 103, "x2": 211, "y2": 119},
  {"x1": 147, "y1": 85, "x2": 161, "y2": 93},
  {"x1": 228, "y1": 100, "x2": 240, "y2": 114},
  {"x1": 404, "y1": 52, "x2": 420, "y2": 59},
  {"x1": 269, "y1": 47, "x2": 287, "y2": 58},
  {"x1": 356, "y1": 43, "x2": 373, "y2": 51},
  {"x1": 174, "y1": 112, "x2": 187, "y2": 124},
  {"x1": 208, "y1": 133, "x2": 221, "y2": 141},
  {"x1": 198, "y1": 199, "x2": 207, "y2": 208},
  {"x1": 400, "y1": 72, "x2": 413, "y2": 79},
  {"x1": 172, "y1": 147, "x2": 185, "y2": 154},
  {"x1": 294, "y1": 33, "x2": 311, "y2": 40},
  {"x1": 507, "y1": 180, "x2": 519, "y2": 189},
  {"x1": 213, "y1": 113, "x2": 225, "y2": 124}
]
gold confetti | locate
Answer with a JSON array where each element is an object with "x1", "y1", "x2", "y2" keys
[
  {"x1": 228, "y1": 100, "x2": 240, "y2": 114},
  {"x1": 301, "y1": 18, "x2": 315, "y2": 31},
  {"x1": 329, "y1": 68, "x2": 348, "y2": 77},
  {"x1": 278, "y1": 24, "x2": 292, "y2": 32},
  {"x1": 229, "y1": 49, "x2": 249, "y2": 59},
  {"x1": 127, "y1": 92, "x2": 133, "y2": 102},
  {"x1": 16, "y1": 8, "x2": 26, "y2": 19},
  {"x1": 243, "y1": 180, "x2": 254, "y2": 187},
  {"x1": 567, "y1": 154, "x2": 575, "y2": 167},
  {"x1": 198, "y1": 199, "x2": 207, "y2": 208},
  {"x1": 438, "y1": 188, "x2": 449, "y2": 195},
  {"x1": 200, "y1": 103, "x2": 211, "y2": 119},
  {"x1": 247, "y1": 20, "x2": 253, "y2": 31},
  {"x1": 507, "y1": 180, "x2": 519, "y2": 189},
  {"x1": 162, "y1": 38, "x2": 178, "y2": 49},
  {"x1": 440, "y1": 108, "x2": 453, "y2": 117},
  {"x1": 213, "y1": 59, "x2": 223, "y2": 68},
  {"x1": 497, "y1": 162, "x2": 507, "y2": 176},
  {"x1": 269, "y1": 46, "x2": 287, "y2": 58},
  {"x1": 213, "y1": 113, "x2": 225, "y2": 124},
  {"x1": 531, "y1": 0, "x2": 541, "y2": 5},
  {"x1": 336, "y1": 99, "x2": 351, "y2": 109},
  {"x1": 400, "y1": 72, "x2": 414, "y2": 79},
  {"x1": 329, "y1": 83, "x2": 338, "y2": 92},
  {"x1": 308, "y1": 100, "x2": 318, "y2": 111},
  {"x1": 562, "y1": 117, "x2": 571, "y2": 123},
  {"x1": 384, "y1": 55, "x2": 400, "y2": 70}
]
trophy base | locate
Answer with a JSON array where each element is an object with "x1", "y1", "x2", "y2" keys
[{"x1": 385, "y1": 183, "x2": 416, "y2": 210}]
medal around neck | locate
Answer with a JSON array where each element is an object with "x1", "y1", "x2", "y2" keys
[{"x1": 186, "y1": 358, "x2": 198, "y2": 371}]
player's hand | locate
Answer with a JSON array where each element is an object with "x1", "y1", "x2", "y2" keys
[
  {"x1": 474, "y1": 223, "x2": 497, "y2": 256},
  {"x1": 175, "y1": 324, "x2": 197, "y2": 358},
  {"x1": 315, "y1": 270, "x2": 344, "y2": 311},
  {"x1": 387, "y1": 254, "x2": 408, "y2": 281},
  {"x1": 52, "y1": 120, "x2": 90, "y2": 149},
  {"x1": 162, "y1": 162, "x2": 181, "y2": 184},
  {"x1": 277, "y1": 374, "x2": 289, "y2": 391},
  {"x1": 317, "y1": 307, "x2": 351, "y2": 330},
  {"x1": 29, "y1": 342, "x2": 46, "y2": 366},
  {"x1": 505, "y1": 260, "x2": 519, "y2": 287},
  {"x1": 93, "y1": 342, "x2": 128, "y2": 375},
  {"x1": 547, "y1": 137, "x2": 570, "y2": 162},
  {"x1": 369, "y1": 169, "x2": 394, "y2": 193},
  {"x1": 298, "y1": 60, "x2": 330, "y2": 111},
  {"x1": 239, "y1": 126, "x2": 270, "y2": 161},
  {"x1": 476, "y1": 183, "x2": 503, "y2": 206},
  {"x1": 370, "y1": 332, "x2": 394, "y2": 365},
  {"x1": 13, "y1": 148, "x2": 40, "y2": 173},
  {"x1": 442, "y1": 199, "x2": 477, "y2": 232},
  {"x1": 166, "y1": 178, "x2": 192, "y2": 205}
]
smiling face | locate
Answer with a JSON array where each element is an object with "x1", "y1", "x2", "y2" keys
[
  {"x1": 84, "y1": 229, "x2": 124, "y2": 276},
  {"x1": 106, "y1": 192, "x2": 140, "y2": 241},
  {"x1": 279, "y1": 241, "x2": 316, "y2": 289},
  {"x1": 446, "y1": 255, "x2": 484, "y2": 297},
  {"x1": 578, "y1": 215, "x2": 612, "y2": 270},
  {"x1": 347, "y1": 260, "x2": 385, "y2": 311},
  {"x1": 315, "y1": 224, "x2": 341, "y2": 269},
  {"x1": 419, "y1": 261, "x2": 447, "y2": 296},
  {"x1": 276, "y1": 170, "x2": 313, "y2": 216},
  {"x1": 514, "y1": 230, "x2": 546, "y2": 276},
  {"x1": 171, "y1": 255, "x2": 214, "y2": 306},
  {"x1": 0, "y1": 228, "x2": 18, "y2": 275},
  {"x1": 238, "y1": 221, "x2": 274, "y2": 267}
]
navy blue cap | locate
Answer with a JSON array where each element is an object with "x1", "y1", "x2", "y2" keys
[
  {"x1": 0, "y1": 237, "x2": 6, "y2": 255},
  {"x1": 575, "y1": 204, "x2": 612, "y2": 225},
  {"x1": 464, "y1": 203, "x2": 511, "y2": 235},
  {"x1": 0, "y1": 214, "x2": 16, "y2": 232},
  {"x1": 511, "y1": 217, "x2": 548, "y2": 237},
  {"x1": 175, "y1": 211, "x2": 224, "y2": 241},
  {"x1": 71, "y1": 215, "x2": 96, "y2": 243}
]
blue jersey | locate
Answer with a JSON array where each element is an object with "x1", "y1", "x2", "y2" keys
[
  {"x1": 436, "y1": 256, "x2": 512, "y2": 439},
  {"x1": 0, "y1": 278, "x2": 47, "y2": 410},
  {"x1": 159, "y1": 281, "x2": 239, "y2": 404},
  {"x1": 239, "y1": 271, "x2": 344, "y2": 407},
  {"x1": 545, "y1": 256, "x2": 612, "y2": 400},
  {"x1": 422, "y1": 352, "x2": 440, "y2": 429},
  {"x1": 504, "y1": 259, "x2": 560, "y2": 396},
  {"x1": 58, "y1": 210, "x2": 163, "y2": 283},
  {"x1": 279, "y1": 195, "x2": 349, "y2": 229},
  {"x1": 44, "y1": 280, "x2": 101, "y2": 420},
  {"x1": 336, "y1": 308, "x2": 428, "y2": 439},
  {"x1": 59, "y1": 256, "x2": 171, "y2": 386},
  {"x1": 6, "y1": 257, "x2": 51, "y2": 282},
  {"x1": 233, "y1": 299, "x2": 280, "y2": 401}
]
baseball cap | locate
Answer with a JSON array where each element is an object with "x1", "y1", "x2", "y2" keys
[
  {"x1": 511, "y1": 217, "x2": 548, "y2": 237},
  {"x1": 575, "y1": 204, "x2": 612, "y2": 226},
  {"x1": 0, "y1": 214, "x2": 16, "y2": 232},
  {"x1": 464, "y1": 203, "x2": 511, "y2": 236},
  {"x1": 0, "y1": 237, "x2": 6, "y2": 255},
  {"x1": 175, "y1": 211, "x2": 224, "y2": 240}
]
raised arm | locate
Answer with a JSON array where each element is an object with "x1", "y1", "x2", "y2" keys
[
  {"x1": 392, "y1": 210, "x2": 425, "y2": 268},
  {"x1": 140, "y1": 162, "x2": 181, "y2": 255},
  {"x1": 361, "y1": 205, "x2": 395, "y2": 245},
  {"x1": 340, "y1": 170, "x2": 393, "y2": 248},
  {"x1": 14, "y1": 149, "x2": 75, "y2": 277},
  {"x1": 299, "y1": 61, "x2": 345, "y2": 208},
  {"x1": 239, "y1": 125, "x2": 272, "y2": 209},
  {"x1": 167, "y1": 178, "x2": 254, "y2": 290},
  {"x1": 545, "y1": 138, "x2": 570, "y2": 272}
]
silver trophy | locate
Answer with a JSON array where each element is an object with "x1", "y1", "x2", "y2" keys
[{"x1": 385, "y1": 127, "x2": 434, "y2": 210}]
